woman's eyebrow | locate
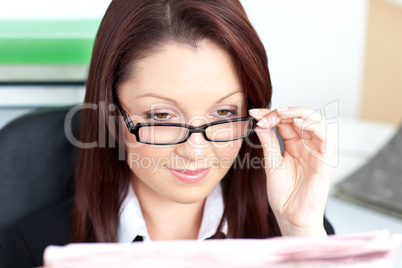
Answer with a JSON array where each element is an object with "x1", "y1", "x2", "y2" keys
[
  {"x1": 136, "y1": 93, "x2": 180, "y2": 107},
  {"x1": 136, "y1": 91, "x2": 243, "y2": 107}
]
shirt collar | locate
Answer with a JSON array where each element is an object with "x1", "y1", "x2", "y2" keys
[{"x1": 117, "y1": 183, "x2": 228, "y2": 242}]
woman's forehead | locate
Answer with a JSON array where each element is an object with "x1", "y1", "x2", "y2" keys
[{"x1": 118, "y1": 41, "x2": 245, "y2": 108}]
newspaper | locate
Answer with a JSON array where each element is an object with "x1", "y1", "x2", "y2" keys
[{"x1": 43, "y1": 230, "x2": 402, "y2": 268}]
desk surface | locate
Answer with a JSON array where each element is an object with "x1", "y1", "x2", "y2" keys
[{"x1": 325, "y1": 118, "x2": 402, "y2": 233}]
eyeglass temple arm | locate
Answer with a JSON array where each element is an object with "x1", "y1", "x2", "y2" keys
[{"x1": 113, "y1": 92, "x2": 135, "y2": 131}]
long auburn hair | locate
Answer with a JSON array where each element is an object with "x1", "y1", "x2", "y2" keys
[{"x1": 71, "y1": 0, "x2": 280, "y2": 242}]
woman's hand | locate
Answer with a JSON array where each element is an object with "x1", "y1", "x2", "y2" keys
[{"x1": 249, "y1": 107, "x2": 334, "y2": 237}]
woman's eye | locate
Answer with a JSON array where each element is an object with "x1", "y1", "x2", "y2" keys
[
  {"x1": 213, "y1": 109, "x2": 238, "y2": 118},
  {"x1": 144, "y1": 109, "x2": 238, "y2": 122},
  {"x1": 144, "y1": 112, "x2": 174, "y2": 122},
  {"x1": 217, "y1": 110, "x2": 229, "y2": 116}
]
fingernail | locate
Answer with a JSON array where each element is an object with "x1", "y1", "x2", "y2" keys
[
  {"x1": 276, "y1": 107, "x2": 289, "y2": 112},
  {"x1": 293, "y1": 118, "x2": 304, "y2": 124},
  {"x1": 256, "y1": 117, "x2": 268, "y2": 127},
  {"x1": 248, "y1": 109, "x2": 259, "y2": 116}
]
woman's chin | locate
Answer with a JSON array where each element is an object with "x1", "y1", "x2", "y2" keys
[{"x1": 163, "y1": 190, "x2": 209, "y2": 205}]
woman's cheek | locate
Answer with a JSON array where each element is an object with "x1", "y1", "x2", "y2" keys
[{"x1": 210, "y1": 139, "x2": 243, "y2": 171}]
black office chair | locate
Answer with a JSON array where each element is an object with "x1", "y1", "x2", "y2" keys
[{"x1": 0, "y1": 106, "x2": 80, "y2": 260}]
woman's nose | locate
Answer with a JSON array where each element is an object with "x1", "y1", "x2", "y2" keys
[
  {"x1": 173, "y1": 119, "x2": 210, "y2": 157},
  {"x1": 186, "y1": 119, "x2": 210, "y2": 148},
  {"x1": 186, "y1": 131, "x2": 209, "y2": 147}
]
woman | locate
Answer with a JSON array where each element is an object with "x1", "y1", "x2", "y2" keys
[
  {"x1": 2, "y1": 0, "x2": 334, "y2": 266},
  {"x1": 72, "y1": 0, "x2": 334, "y2": 241}
]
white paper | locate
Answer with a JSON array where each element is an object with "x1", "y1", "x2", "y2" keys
[{"x1": 43, "y1": 230, "x2": 402, "y2": 268}]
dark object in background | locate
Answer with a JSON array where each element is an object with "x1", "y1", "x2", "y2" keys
[
  {"x1": 0, "y1": 106, "x2": 80, "y2": 261},
  {"x1": 334, "y1": 123, "x2": 402, "y2": 218}
]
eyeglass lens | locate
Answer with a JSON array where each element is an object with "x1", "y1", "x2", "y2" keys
[{"x1": 138, "y1": 120, "x2": 253, "y2": 144}]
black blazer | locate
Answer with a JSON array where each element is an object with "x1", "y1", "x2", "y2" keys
[
  {"x1": 0, "y1": 198, "x2": 335, "y2": 268},
  {"x1": 1, "y1": 198, "x2": 73, "y2": 268}
]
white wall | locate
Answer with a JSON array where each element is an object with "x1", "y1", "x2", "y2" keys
[
  {"x1": 240, "y1": 0, "x2": 369, "y2": 118},
  {"x1": 0, "y1": 0, "x2": 369, "y2": 118}
]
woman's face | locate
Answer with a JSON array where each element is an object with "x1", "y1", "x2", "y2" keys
[{"x1": 118, "y1": 39, "x2": 247, "y2": 204}]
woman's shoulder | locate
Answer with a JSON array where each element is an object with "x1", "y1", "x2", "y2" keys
[{"x1": 1, "y1": 198, "x2": 73, "y2": 268}]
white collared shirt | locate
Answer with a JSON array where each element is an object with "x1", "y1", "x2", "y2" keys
[{"x1": 117, "y1": 183, "x2": 228, "y2": 242}]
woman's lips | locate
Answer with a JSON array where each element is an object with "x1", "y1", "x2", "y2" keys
[{"x1": 167, "y1": 168, "x2": 210, "y2": 183}]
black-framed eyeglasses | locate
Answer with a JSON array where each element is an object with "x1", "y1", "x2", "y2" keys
[{"x1": 114, "y1": 96, "x2": 257, "y2": 145}]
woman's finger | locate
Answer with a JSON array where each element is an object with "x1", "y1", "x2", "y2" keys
[
  {"x1": 248, "y1": 108, "x2": 270, "y2": 119},
  {"x1": 248, "y1": 108, "x2": 284, "y2": 170},
  {"x1": 275, "y1": 122, "x2": 300, "y2": 140},
  {"x1": 276, "y1": 107, "x2": 326, "y2": 141},
  {"x1": 248, "y1": 107, "x2": 326, "y2": 149},
  {"x1": 293, "y1": 118, "x2": 327, "y2": 143},
  {"x1": 276, "y1": 107, "x2": 324, "y2": 123},
  {"x1": 248, "y1": 108, "x2": 281, "y2": 128},
  {"x1": 250, "y1": 107, "x2": 325, "y2": 139},
  {"x1": 293, "y1": 118, "x2": 334, "y2": 157}
]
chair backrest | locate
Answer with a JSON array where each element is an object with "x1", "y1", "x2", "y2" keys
[{"x1": 0, "y1": 106, "x2": 80, "y2": 257}]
